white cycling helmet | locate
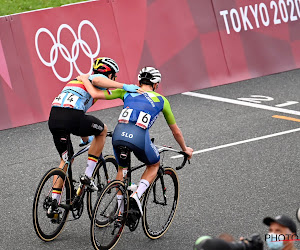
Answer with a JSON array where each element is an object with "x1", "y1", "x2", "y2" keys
[{"x1": 138, "y1": 67, "x2": 161, "y2": 84}]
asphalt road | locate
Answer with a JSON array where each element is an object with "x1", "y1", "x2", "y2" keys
[{"x1": 1, "y1": 69, "x2": 300, "y2": 250}]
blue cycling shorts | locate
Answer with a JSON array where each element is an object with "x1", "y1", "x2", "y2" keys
[{"x1": 112, "y1": 122, "x2": 160, "y2": 167}]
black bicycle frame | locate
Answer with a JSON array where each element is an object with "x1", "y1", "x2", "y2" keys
[{"x1": 64, "y1": 135, "x2": 106, "y2": 200}]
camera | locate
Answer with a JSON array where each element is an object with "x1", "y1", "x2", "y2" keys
[
  {"x1": 194, "y1": 234, "x2": 264, "y2": 250},
  {"x1": 229, "y1": 234, "x2": 263, "y2": 250}
]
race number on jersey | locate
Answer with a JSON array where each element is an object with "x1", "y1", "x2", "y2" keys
[
  {"x1": 118, "y1": 108, "x2": 133, "y2": 123},
  {"x1": 136, "y1": 111, "x2": 151, "y2": 129},
  {"x1": 52, "y1": 92, "x2": 79, "y2": 108},
  {"x1": 52, "y1": 93, "x2": 67, "y2": 107},
  {"x1": 63, "y1": 93, "x2": 79, "y2": 108}
]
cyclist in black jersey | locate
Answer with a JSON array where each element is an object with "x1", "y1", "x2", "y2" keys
[
  {"x1": 47, "y1": 57, "x2": 141, "y2": 217},
  {"x1": 77, "y1": 66, "x2": 193, "y2": 218}
]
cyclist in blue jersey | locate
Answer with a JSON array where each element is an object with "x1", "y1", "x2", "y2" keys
[
  {"x1": 77, "y1": 66, "x2": 193, "y2": 219},
  {"x1": 47, "y1": 57, "x2": 140, "y2": 217}
]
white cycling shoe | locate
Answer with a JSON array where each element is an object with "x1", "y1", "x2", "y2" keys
[{"x1": 80, "y1": 174, "x2": 98, "y2": 191}]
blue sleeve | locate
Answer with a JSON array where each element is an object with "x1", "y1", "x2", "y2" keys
[{"x1": 89, "y1": 74, "x2": 108, "y2": 90}]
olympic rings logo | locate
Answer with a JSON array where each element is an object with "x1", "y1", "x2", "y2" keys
[{"x1": 35, "y1": 20, "x2": 100, "y2": 82}]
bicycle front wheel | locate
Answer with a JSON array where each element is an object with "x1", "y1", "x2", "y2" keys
[
  {"x1": 87, "y1": 155, "x2": 118, "y2": 220},
  {"x1": 91, "y1": 180, "x2": 128, "y2": 250},
  {"x1": 32, "y1": 168, "x2": 71, "y2": 241},
  {"x1": 142, "y1": 167, "x2": 179, "y2": 239}
]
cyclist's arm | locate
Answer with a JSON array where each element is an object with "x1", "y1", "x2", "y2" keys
[
  {"x1": 161, "y1": 97, "x2": 185, "y2": 150},
  {"x1": 169, "y1": 124, "x2": 193, "y2": 159},
  {"x1": 162, "y1": 96, "x2": 193, "y2": 159},
  {"x1": 169, "y1": 123, "x2": 187, "y2": 150},
  {"x1": 77, "y1": 74, "x2": 125, "y2": 100},
  {"x1": 78, "y1": 74, "x2": 123, "y2": 89},
  {"x1": 104, "y1": 89, "x2": 126, "y2": 100},
  {"x1": 78, "y1": 75, "x2": 107, "y2": 99},
  {"x1": 78, "y1": 74, "x2": 142, "y2": 98},
  {"x1": 91, "y1": 75, "x2": 124, "y2": 89},
  {"x1": 90, "y1": 75, "x2": 143, "y2": 94}
]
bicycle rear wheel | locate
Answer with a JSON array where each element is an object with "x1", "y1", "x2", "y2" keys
[
  {"x1": 87, "y1": 155, "x2": 118, "y2": 220},
  {"x1": 33, "y1": 168, "x2": 71, "y2": 241},
  {"x1": 142, "y1": 167, "x2": 179, "y2": 239},
  {"x1": 91, "y1": 180, "x2": 128, "y2": 250}
]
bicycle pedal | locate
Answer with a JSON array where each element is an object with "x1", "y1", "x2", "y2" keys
[
  {"x1": 50, "y1": 212, "x2": 61, "y2": 224},
  {"x1": 47, "y1": 209, "x2": 59, "y2": 219},
  {"x1": 51, "y1": 213, "x2": 58, "y2": 223}
]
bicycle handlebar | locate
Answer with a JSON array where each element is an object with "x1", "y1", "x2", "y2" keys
[
  {"x1": 156, "y1": 145, "x2": 190, "y2": 171},
  {"x1": 176, "y1": 151, "x2": 189, "y2": 170}
]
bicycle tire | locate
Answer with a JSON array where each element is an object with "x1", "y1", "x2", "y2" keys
[
  {"x1": 87, "y1": 155, "x2": 118, "y2": 220},
  {"x1": 33, "y1": 168, "x2": 71, "y2": 241},
  {"x1": 142, "y1": 167, "x2": 179, "y2": 239},
  {"x1": 91, "y1": 180, "x2": 128, "y2": 250}
]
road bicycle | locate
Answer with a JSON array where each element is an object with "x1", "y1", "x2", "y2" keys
[
  {"x1": 33, "y1": 132, "x2": 118, "y2": 241},
  {"x1": 90, "y1": 140, "x2": 189, "y2": 250}
]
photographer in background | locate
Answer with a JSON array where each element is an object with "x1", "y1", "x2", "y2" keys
[
  {"x1": 193, "y1": 214, "x2": 298, "y2": 250},
  {"x1": 263, "y1": 215, "x2": 297, "y2": 250}
]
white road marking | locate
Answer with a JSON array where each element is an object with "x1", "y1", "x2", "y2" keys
[
  {"x1": 182, "y1": 92, "x2": 300, "y2": 116},
  {"x1": 171, "y1": 127, "x2": 300, "y2": 159},
  {"x1": 275, "y1": 101, "x2": 299, "y2": 107},
  {"x1": 237, "y1": 95, "x2": 274, "y2": 103}
]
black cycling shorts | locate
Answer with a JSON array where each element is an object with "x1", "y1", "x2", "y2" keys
[{"x1": 48, "y1": 107, "x2": 104, "y2": 158}]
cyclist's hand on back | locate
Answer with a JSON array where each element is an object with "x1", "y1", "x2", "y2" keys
[
  {"x1": 184, "y1": 146, "x2": 193, "y2": 160},
  {"x1": 123, "y1": 84, "x2": 143, "y2": 93},
  {"x1": 77, "y1": 74, "x2": 89, "y2": 82}
]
